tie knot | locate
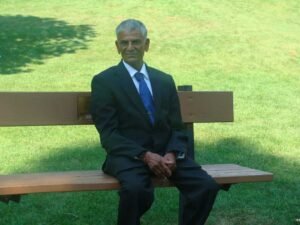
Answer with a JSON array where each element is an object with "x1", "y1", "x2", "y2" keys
[{"x1": 135, "y1": 72, "x2": 144, "y2": 82}]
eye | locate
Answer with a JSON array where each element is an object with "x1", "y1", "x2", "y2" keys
[
  {"x1": 119, "y1": 41, "x2": 128, "y2": 47},
  {"x1": 132, "y1": 39, "x2": 142, "y2": 46},
  {"x1": 132, "y1": 40, "x2": 142, "y2": 45}
]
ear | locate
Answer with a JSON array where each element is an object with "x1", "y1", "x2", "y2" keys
[
  {"x1": 115, "y1": 40, "x2": 121, "y2": 54},
  {"x1": 144, "y1": 38, "x2": 150, "y2": 52}
]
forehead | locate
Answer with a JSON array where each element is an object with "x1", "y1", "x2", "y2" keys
[{"x1": 117, "y1": 30, "x2": 144, "y2": 41}]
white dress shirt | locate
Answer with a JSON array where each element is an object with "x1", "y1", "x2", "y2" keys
[{"x1": 122, "y1": 60, "x2": 153, "y2": 95}]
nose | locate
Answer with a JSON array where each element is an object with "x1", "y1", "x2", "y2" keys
[{"x1": 127, "y1": 41, "x2": 134, "y2": 50}]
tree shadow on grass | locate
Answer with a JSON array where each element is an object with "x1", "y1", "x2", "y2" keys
[
  {"x1": 194, "y1": 137, "x2": 300, "y2": 225},
  {"x1": 0, "y1": 15, "x2": 96, "y2": 75},
  {"x1": 0, "y1": 142, "x2": 118, "y2": 225},
  {"x1": 194, "y1": 137, "x2": 273, "y2": 168}
]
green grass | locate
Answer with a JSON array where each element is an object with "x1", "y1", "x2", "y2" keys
[{"x1": 0, "y1": 0, "x2": 299, "y2": 224}]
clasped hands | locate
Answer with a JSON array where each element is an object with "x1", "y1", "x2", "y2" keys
[{"x1": 142, "y1": 151, "x2": 176, "y2": 178}]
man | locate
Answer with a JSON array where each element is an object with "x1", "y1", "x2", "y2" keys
[{"x1": 91, "y1": 19, "x2": 220, "y2": 225}]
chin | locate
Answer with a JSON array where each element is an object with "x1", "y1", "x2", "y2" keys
[{"x1": 125, "y1": 59, "x2": 138, "y2": 65}]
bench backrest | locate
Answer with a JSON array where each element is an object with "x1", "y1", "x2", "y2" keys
[{"x1": 0, "y1": 91, "x2": 233, "y2": 126}]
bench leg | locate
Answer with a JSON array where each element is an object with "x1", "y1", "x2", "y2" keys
[{"x1": 0, "y1": 195, "x2": 22, "y2": 204}]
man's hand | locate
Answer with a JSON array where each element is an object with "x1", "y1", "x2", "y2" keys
[
  {"x1": 163, "y1": 152, "x2": 176, "y2": 172},
  {"x1": 142, "y1": 152, "x2": 172, "y2": 178}
]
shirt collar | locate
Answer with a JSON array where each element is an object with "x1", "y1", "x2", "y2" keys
[{"x1": 122, "y1": 60, "x2": 149, "y2": 80}]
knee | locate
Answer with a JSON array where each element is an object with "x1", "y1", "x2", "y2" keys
[
  {"x1": 121, "y1": 182, "x2": 154, "y2": 203},
  {"x1": 204, "y1": 178, "x2": 220, "y2": 193},
  {"x1": 191, "y1": 177, "x2": 220, "y2": 198}
]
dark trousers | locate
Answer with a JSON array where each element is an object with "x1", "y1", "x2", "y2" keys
[{"x1": 112, "y1": 157, "x2": 220, "y2": 225}]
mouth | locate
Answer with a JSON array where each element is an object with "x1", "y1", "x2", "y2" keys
[{"x1": 125, "y1": 54, "x2": 137, "y2": 59}]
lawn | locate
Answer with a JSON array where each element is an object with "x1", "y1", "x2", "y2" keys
[{"x1": 0, "y1": 0, "x2": 299, "y2": 224}]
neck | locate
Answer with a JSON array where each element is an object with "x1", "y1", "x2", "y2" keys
[{"x1": 125, "y1": 61, "x2": 143, "y2": 71}]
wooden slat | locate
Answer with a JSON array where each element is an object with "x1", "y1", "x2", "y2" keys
[
  {"x1": 205, "y1": 164, "x2": 273, "y2": 184},
  {"x1": 0, "y1": 164, "x2": 272, "y2": 195},
  {"x1": 0, "y1": 91, "x2": 233, "y2": 126},
  {"x1": 0, "y1": 92, "x2": 88, "y2": 126},
  {"x1": 178, "y1": 91, "x2": 233, "y2": 123}
]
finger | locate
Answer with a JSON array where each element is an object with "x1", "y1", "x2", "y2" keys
[
  {"x1": 167, "y1": 163, "x2": 176, "y2": 170},
  {"x1": 165, "y1": 161, "x2": 175, "y2": 166},
  {"x1": 163, "y1": 157, "x2": 175, "y2": 165},
  {"x1": 153, "y1": 168, "x2": 165, "y2": 178},
  {"x1": 161, "y1": 164, "x2": 172, "y2": 177},
  {"x1": 153, "y1": 163, "x2": 170, "y2": 177},
  {"x1": 150, "y1": 164, "x2": 165, "y2": 177},
  {"x1": 169, "y1": 164, "x2": 176, "y2": 170}
]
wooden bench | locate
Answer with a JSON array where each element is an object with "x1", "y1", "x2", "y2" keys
[{"x1": 0, "y1": 88, "x2": 273, "y2": 204}]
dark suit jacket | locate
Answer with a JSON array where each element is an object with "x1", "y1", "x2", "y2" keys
[{"x1": 90, "y1": 62, "x2": 188, "y2": 175}]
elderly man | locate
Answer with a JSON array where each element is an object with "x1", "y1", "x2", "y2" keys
[{"x1": 91, "y1": 19, "x2": 221, "y2": 225}]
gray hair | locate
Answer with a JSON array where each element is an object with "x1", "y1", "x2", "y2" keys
[{"x1": 115, "y1": 19, "x2": 148, "y2": 40}]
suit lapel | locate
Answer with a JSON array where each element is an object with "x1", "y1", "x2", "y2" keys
[
  {"x1": 115, "y1": 62, "x2": 151, "y2": 121},
  {"x1": 147, "y1": 67, "x2": 163, "y2": 120}
]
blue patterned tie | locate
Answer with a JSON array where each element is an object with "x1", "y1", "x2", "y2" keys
[{"x1": 135, "y1": 72, "x2": 155, "y2": 124}]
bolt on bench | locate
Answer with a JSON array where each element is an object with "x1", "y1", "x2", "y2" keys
[{"x1": 0, "y1": 87, "x2": 273, "y2": 204}]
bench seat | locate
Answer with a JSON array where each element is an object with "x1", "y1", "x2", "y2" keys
[{"x1": 0, "y1": 164, "x2": 273, "y2": 196}]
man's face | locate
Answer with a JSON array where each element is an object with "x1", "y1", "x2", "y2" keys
[{"x1": 115, "y1": 29, "x2": 150, "y2": 70}]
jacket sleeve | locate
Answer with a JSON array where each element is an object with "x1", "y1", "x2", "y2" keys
[
  {"x1": 165, "y1": 76, "x2": 188, "y2": 156},
  {"x1": 90, "y1": 75, "x2": 147, "y2": 158}
]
